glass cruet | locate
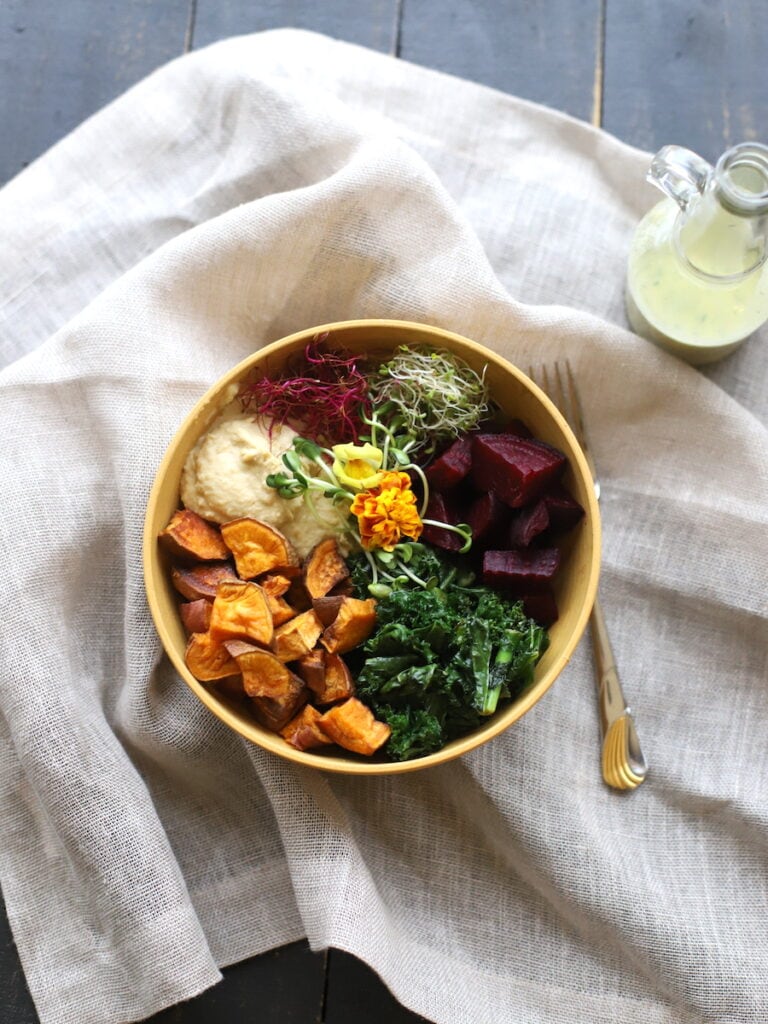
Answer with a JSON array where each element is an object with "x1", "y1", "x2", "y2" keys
[{"x1": 626, "y1": 141, "x2": 768, "y2": 364}]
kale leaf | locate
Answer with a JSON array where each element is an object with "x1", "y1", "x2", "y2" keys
[{"x1": 353, "y1": 550, "x2": 550, "y2": 761}]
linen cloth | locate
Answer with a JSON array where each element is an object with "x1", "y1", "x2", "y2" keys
[{"x1": 1, "y1": 27, "x2": 767, "y2": 1024}]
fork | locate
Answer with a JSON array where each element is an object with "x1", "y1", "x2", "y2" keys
[{"x1": 530, "y1": 361, "x2": 648, "y2": 791}]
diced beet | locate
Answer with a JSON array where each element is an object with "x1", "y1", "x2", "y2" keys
[
  {"x1": 425, "y1": 436, "x2": 473, "y2": 490},
  {"x1": 465, "y1": 490, "x2": 511, "y2": 548},
  {"x1": 498, "y1": 418, "x2": 533, "y2": 439},
  {"x1": 481, "y1": 548, "x2": 561, "y2": 591},
  {"x1": 421, "y1": 491, "x2": 464, "y2": 552},
  {"x1": 471, "y1": 434, "x2": 566, "y2": 508},
  {"x1": 540, "y1": 483, "x2": 585, "y2": 532},
  {"x1": 507, "y1": 500, "x2": 550, "y2": 548},
  {"x1": 520, "y1": 590, "x2": 559, "y2": 627}
]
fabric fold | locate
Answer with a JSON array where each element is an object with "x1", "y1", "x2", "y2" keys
[{"x1": 0, "y1": 27, "x2": 766, "y2": 1024}]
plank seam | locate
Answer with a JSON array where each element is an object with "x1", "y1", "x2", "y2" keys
[{"x1": 591, "y1": 0, "x2": 606, "y2": 127}]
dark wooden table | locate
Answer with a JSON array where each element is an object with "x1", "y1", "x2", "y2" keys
[{"x1": 1, "y1": 3, "x2": 764, "y2": 1021}]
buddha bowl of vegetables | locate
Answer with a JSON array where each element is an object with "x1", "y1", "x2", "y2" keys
[{"x1": 144, "y1": 319, "x2": 600, "y2": 773}]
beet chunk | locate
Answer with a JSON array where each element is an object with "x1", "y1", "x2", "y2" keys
[
  {"x1": 466, "y1": 490, "x2": 510, "y2": 548},
  {"x1": 520, "y1": 590, "x2": 559, "y2": 627},
  {"x1": 499, "y1": 418, "x2": 533, "y2": 439},
  {"x1": 507, "y1": 500, "x2": 550, "y2": 548},
  {"x1": 425, "y1": 436, "x2": 473, "y2": 490},
  {"x1": 471, "y1": 434, "x2": 566, "y2": 508},
  {"x1": 540, "y1": 483, "x2": 585, "y2": 532},
  {"x1": 481, "y1": 548, "x2": 561, "y2": 591},
  {"x1": 421, "y1": 492, "x2": 464, "y2": 551}
]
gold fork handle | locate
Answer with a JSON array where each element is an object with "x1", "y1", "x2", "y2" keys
[
  {"x1": 590, "y1": 597, "x2": 648, "y2": 788},
  {"x1": 590, "y1": 598, "x2": 627, "y2": 732}
]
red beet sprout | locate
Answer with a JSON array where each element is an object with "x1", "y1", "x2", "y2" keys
[{"x1": 238, "y1": 338, "x2": 372, "y2": 444}]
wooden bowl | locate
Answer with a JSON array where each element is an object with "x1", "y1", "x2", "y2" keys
[{"x1": 143, "y1": 319, "x2": 601, "y2": 773}]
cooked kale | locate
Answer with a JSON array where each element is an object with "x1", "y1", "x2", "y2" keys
[
  {"x1": 375, "y1": 706, "x2": 444, "y2": 761},
  {"x1": 353, "y1": 550, "x2": 549, "y2": 761}
]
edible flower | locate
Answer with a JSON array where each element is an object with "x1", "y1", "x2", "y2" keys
[
  {"x1": 331, "y1": 442, "x2": 384, "y2": 492},
  {"x1": 350, "y1": 471, "x2": 423, "y2": 552}
]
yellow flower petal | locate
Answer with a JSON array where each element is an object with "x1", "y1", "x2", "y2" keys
[{"x1": 331, "y1": 442, "x2": 385, "y2": 492}]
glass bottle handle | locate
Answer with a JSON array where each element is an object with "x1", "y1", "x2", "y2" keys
[{"x1": 647, "y1": 145, "x2": 713, "y2": 210}]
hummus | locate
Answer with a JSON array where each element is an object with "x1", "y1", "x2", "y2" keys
[{"x1": 180, "y1": 409, "x2": 351, "y2": 559}]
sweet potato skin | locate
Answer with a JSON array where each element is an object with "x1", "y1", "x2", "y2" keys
[
  {"x1": 312, "y1": 595, "x2": 345, "y2": 628},
  {"x1": 303, "y1": 538, "x2": 350, "y2": 599},
  {"x1": 280, "y1": 704, "x2": 334, "y2": 750},
  {"x1": 295, "y1": 648, "x2": 327, "y2": 690},
  {"x1": 318, "y1": 697, "x2": 391, "y2": 755},
  {"x1": 159, "y1": 508, "x2": 230, "y2": 562},
  {"x1": 250, "y1": 684, "x2": 309, "y2": 732},
  {"x1": 303, "y1": 651, "x2": 355, "y2": 704},
  {"x1": 179, "y1": 599, "x2": 213, "y2": 634},
  {"x1": 171, "y1": 562, "x2": 238, "y2": 601}
]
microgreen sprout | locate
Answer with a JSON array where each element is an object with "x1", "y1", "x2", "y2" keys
[
  {"x1": 239, "y1": 340, "x2": 371, "y2": 444},
  {"x1": 368, "y1": 346, "x2": 490, "y2": 455}
]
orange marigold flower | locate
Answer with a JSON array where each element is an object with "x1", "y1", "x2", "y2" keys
[{"x1": 350, "y1": 471, "x2": 423, "y2": 551}]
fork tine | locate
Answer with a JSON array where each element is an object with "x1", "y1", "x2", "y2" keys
[
  {"x1": 562, "y1": 360, "x2": 587, "y2": 446},
  {"x1": 552, "y1": 360, "x2": 600, "y2": 501}
]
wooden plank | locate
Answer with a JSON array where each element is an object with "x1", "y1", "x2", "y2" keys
[
  {"x1": 602, "y1": 2, "x2": 768, "y2": 157},
  {"x1": 146, "y1": 942, "x2": 326, "y2": 1023},
  {"x1": 192, "y1": 0, "x2": 398, "y2": 54},
  {"x1": 397, "y1": 0, "x2": 603, "y2": 124},
  {"x1": 0, "y1": 0, "x2": 191, "y2": 185},
  {"x1": 0, "y1": 893, "x2": 38, "y2": 1024},
  {"x1": 0, "y1": 904, "x2": 326, "y2": 1024},
  {"x1": 324, "y1": 949, "x2": 430, "y2": 1024}
]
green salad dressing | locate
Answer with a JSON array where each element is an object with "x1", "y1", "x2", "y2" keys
[{"x1": 625, "y1": 143, "x2": 768, "y2": 364}]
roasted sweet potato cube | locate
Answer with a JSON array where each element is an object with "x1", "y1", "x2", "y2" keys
[
  {"x1": 259, "y1": 573, "x2": 293, "y2": 597},
  {"x1": 285, "y1": 576, "x2": 312, "y2": 613},
  {"x1": 234, "y1": 647, "x2": 306, "y2": 702},
  {"x1": 327, "y1": 578, "x2": 354, "y2": 597},
  {"x1": 209, "y1": 580, "x2": 274, "y2": 646},
  {"x1": 312, "y1": 595, "x2": 345, "y2": 627},
  {"x1": 220, "y1": 518, "x2": 298, "y2": 579},
  {"x1": 266, "y1": 593, "x2": 297, "y2": 627},
  {"x1": 258, "y1": 573, "x2": 297, "y2": 625},
  {"x1": 296, "y1": 648, "x2": 327, "y2": 690},
  {"x1": 318, "y1": 698, "x2": 391, "y2": 755},
  {"x1": 303, "y1": 538, "x2": 350, "y2": 599},
  {"x1": 179, "y1": 599, "x2": 213, "y2": 635},
  {"x1": 171, "y1": 561, "x2": 238, "y2": 601},
  {"x1": 250, "y1": 681, "x2": 309, "y2": 732},
  {"x1": 211, "y1": 674, "x2": 246, "y2": 699},
  {"x1": 310, "y1": 652, "x2": 355, "y2": 705},
  {"x1": 222, "y1": 639, "x2": 261, "y2": 659},
  {"x1": 185, "y1": 632, "x2": 240, "y2": 681},
  {"x1": 321, "y1": 597, "x2": 377, "y2": 654},
  {"x1": 280, "y1": 704, "x2": 335, "y2": 751},
  {"x1": 272, "y1": 609, "x2": 324, "y2": 662},
  {"x1": 159, "y1": 508, "x2": 230, "y2": 562}
]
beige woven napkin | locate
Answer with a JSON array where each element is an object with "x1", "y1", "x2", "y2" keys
[{"x1": 1, "y1": 29, "x2": 767, "y2": 1024}]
